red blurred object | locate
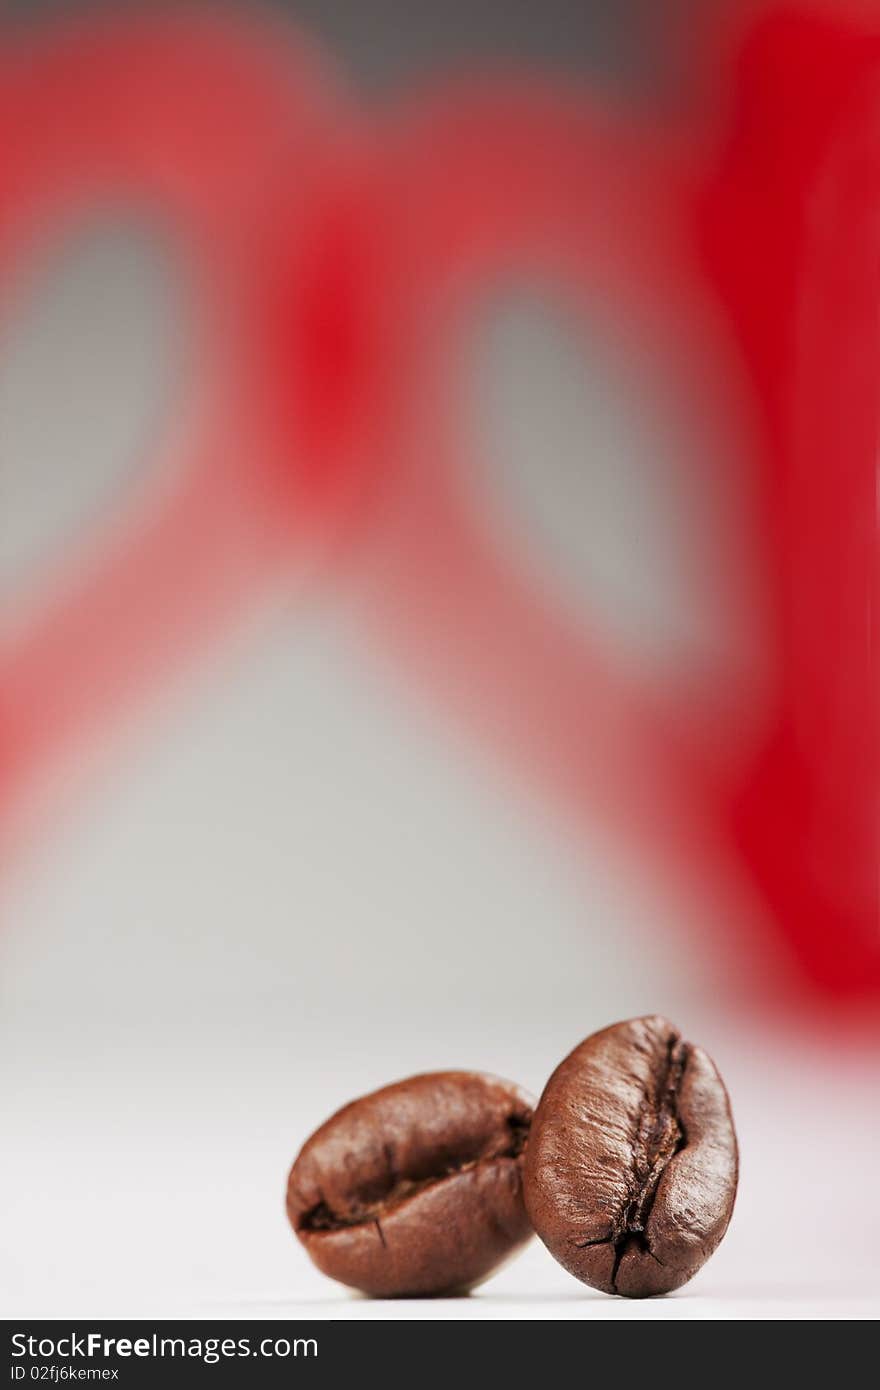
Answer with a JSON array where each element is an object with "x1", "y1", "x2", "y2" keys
[
  {"x1": 0, "y1": 3, "x2": 877, "y2": 1002},
  {"x1": 355, "y1": 10, "x2": 880, "y2": 1000},
  {"x1": 357, "y1": 81, "x2": 762, "y2": 875},
  {"x1": 0, "y1": 10, "x2": 358, "y2": 834},
  {"x1": 697, "y1": 1, "x2": 880, "y2": 996}
]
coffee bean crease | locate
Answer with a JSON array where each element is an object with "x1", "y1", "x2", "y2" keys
[
  {"x1": 296, "y1": 1114, "x2": 527, "y2": 1234},
  {"x1": 288, "y1": 1071, "x2": 533, "y2": 1297}
]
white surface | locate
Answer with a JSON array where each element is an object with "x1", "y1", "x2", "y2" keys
[
  {"x1": 0, "y1": 611, "x2": 877, "y2": 1325},
  {"x1": 2, "y1": 1001, "x2": 877, "y2": 1323}
]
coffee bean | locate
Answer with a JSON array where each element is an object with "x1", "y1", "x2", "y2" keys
[
  {"x1": 523, "y1": 1015, "x2": 738, "y2": 1297},
  {"x1": 287, "y1": 1071, "x2": 533, "y2": 1297}
]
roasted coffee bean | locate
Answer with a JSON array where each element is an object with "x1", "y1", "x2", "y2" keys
[
  {"x1": 524, "y1": 1015, "x2": 738, "y2": 1297},
  {"x1": 287, "y1": 1071, "x2": 533, "y2": 1297}
]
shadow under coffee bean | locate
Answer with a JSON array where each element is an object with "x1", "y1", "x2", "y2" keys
[
  {"x1": 523, "y1": 1015, "x2": 738, "y2": 1297},
  {"x1": 287, "y1": 1072, "x2": 533, "y2": 1297}
]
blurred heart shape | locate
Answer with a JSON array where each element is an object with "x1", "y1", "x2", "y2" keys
[
  {"x1": 353, "y1": 79, "x2": 771, "y2": 954},
  {"x1": 0, "y1": 9, "x2": 360, "y2": 838}
]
